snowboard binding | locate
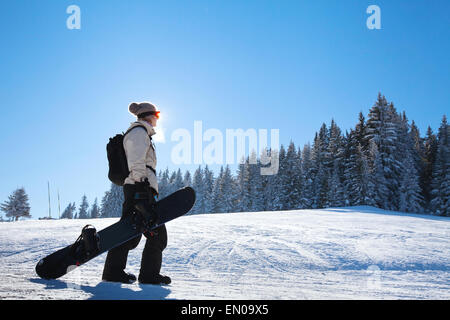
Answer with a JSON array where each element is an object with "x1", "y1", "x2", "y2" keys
[
  {"x1": 132, "y1": 205, "x2": 158, "y2": 233},
  {"x1": 71, "y1": 225, "x2": 100, "y2": 262}
]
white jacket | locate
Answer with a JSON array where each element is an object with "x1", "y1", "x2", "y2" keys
[{"x1": 123, "y1": 120, "x2": 158, "y2": 193}]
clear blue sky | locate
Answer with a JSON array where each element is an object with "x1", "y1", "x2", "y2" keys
[{"x1": 0, "y1": 0, "x2": 449, "y2": 219}]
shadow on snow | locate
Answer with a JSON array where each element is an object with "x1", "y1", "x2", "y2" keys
[{"x1": 29, "y1": 278, "x2": 171, "y2": 300}]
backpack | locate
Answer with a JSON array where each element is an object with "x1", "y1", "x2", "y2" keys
[{"x1": 106, "y1": 125, "x2": 147, "y2": 186}]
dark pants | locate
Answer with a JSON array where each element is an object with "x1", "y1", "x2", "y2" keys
[{"x1": 102, "y1": 184, "x2": 167, "y2": 281}]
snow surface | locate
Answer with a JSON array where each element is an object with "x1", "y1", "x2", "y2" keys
[{"x1": 0, "y1": 206, "x2": 449, "y2": 300}]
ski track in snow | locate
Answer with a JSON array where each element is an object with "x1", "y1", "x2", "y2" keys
[{"x1": 0, "y1": 206, "x2": 449, "y2": 300}]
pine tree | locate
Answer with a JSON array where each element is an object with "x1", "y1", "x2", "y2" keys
[
  {"x1": 368, "y1": 140, "x2": 390, "y2": 209},
  {"x1": 0, "y1": 187, "x2": 31, "y2": 221},
  {"x1": 326, "y1": 120, "x2": 345, "y2": 207},
  {"x1": 410, "y1": 120, "x2": 426, "y2": 175},
  {"x1": 272, "y1": 145, "x2": 287, "y2": 210},
  {"x1": 211, "y1": 166, "x2": 224, "y2": 213},
  {"x1": 365, "y1": 93, "x2": 402, "y2": 210},
  {"x1": 157, "y1": 168, "x2": 170, "y2": 199},
  {"x1": 430, "y1": 116, "x2": 450, "y2": 216},
  {"x1": 100, "y1": 191, "x2": 111, "y2": 218},
  {"x1": 248, "y1": 151, "x2": 265, "y2": 211},
  {"x1": 359, "y1": 144, "x2": 375, "y2": 206},
  {"x1": 314, "y1": 165, "x2": 329, "y2": 209},
  {"x1": 183, "y1": 170, "x2": 192, "y2": 187},
  {"x1": 221, "y1": 165, "x2": 239, "y2": 212},
  {"x1": 167, "y1": 169, "x2": 184, "y2": 195},
  {"x1": 327, "y1": 162, "x2": 345, "y2": 207},
  {"x1": 283, "y1": 142, "x2": 303, "y2": 209},
  {"x1": 295, "y1": 146, "x2": 308, "y2": 209},
  {"x1": 191, "y1": 166, "x2": 204, "y2": 214},
  {"x1": 168, "y1": 171, "x2": 176, "y2": 195},
  {"x1": 301, "y1": 143, "x2": 314, "y2": 209},
  {"x1": 327, "y1": 119, "x2": 344, "y2": 169},
  {"x1": 311, "y1": 125, "x2": 329, "y2": 208},
  {"x1": 343, "y1": 130, "x2": 357, "y2": 205},
  {"x1": 202, "y1": 165, "x2": 215, "y2": 214},
  {"x1": 236, "y1": 158, "x2": 252, "y2": 212},
  {"x1": 355, "y1": 111, "x2": 368, "y2": 152},
  {"x1": 390, "y1": 106, "x2": 410, "y2": 210},
  {"x1": 90, "y1": 198, "x2": 100, "y2": 219},
  {"x1": 100, "y1": 184, "x2": 124, "y2": 218},
  {"x1": 77, "y1": 195, "x2": 89, "y2": 219},
  {"x1": 259, "y1": 147, "x2": 279, "y2": 211},
  {"x1": 396, "y1": 114, "x2": 423, "y2": 213},
  {"x1": 399, "y1": 151, "x2": 423, "y2": 213},
  {"x1": 60, "y1": 202, "x2": 76, "y2": 219},
  {"x1": 422, "y1": 126, "x2": 438, "y2": 209}
]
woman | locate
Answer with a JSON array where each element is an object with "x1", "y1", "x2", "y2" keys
[{"x1": 102, "y1": 102, "x2": 171, "y2": 285}]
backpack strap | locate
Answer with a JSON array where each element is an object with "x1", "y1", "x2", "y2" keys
[
  {"x1": 124, "y1": 124, "x2": 147, "y2": 137},
  {"x1": 146, "y1": 165, "x2": 156, "y2": 175}
]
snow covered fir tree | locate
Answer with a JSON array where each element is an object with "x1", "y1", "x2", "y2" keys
[
  {"x1": 0, "y1": 187, "x2": 31, "y2": 221},
  {"x1": 100, "y1": 184, "x2": 123, "y2": 218},
  {"x1": 32, "y1": 93, "x2": 449, "y2": 220},
  {"x1": 76, "y1": 195, "x2": 90, "y2": 219},
  {"x1": 60, "y1": 202, "x2": 76, "y2": 219}
]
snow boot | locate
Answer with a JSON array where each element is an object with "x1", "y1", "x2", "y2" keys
[
  {"x1": 138, "y1": 274, "x2": 171, "y2": 285},
  {"x1": 102, "y1": 271, "x2": 137, "y2": 284}
]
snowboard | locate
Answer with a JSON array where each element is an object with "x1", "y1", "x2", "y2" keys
[{"x1": 35, "y1": 187, "x2": 195, "y2": 280}]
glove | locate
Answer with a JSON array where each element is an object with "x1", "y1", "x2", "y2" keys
[
  {"x1": 135, "y1": 178, "x2": 158, "y2": 198},
  {"x1": 134, "y1": 180, "x2": 158, "y2": 227}
]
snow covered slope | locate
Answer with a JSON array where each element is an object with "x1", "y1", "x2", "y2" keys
[{"x1": 0, "y1": 206, "x2": 449, "y2": 300}]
